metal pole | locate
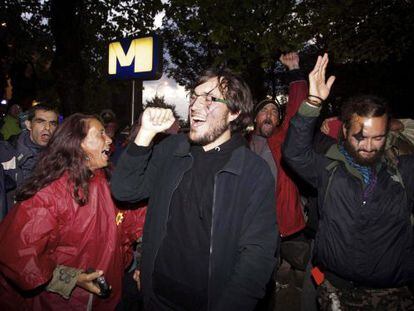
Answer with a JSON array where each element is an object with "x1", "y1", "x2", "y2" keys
[{"x1": 131, "y1": 80, "x2": 135, "y2": 125}]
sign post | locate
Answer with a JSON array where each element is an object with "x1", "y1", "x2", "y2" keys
[{"x1": 108, "y1": 35, "x2": 163, "y2": 124}]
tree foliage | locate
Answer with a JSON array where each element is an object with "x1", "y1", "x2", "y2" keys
[
  {"x1": 0, "y1": 0, "x2": 163, "y2": 116},
  {"x1": 296, "y1": 0, "x2": 414, "y2": 63},
  {"x1": 162, "y1": 0, "x2": 304, "y2": 100},
  {"x1": 162, "y1": 0, "x2": 414, "y2": 113}
]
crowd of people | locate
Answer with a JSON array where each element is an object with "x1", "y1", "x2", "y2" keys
[{"x1": 0, "y1": 52, "x2": 413, "y2": 311}]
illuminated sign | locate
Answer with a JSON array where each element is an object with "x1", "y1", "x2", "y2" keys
[{"x1": 108, "y1": 35, "x2": 162, "y2": 80}]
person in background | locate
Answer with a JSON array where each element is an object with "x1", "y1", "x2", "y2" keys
[
  {"x1": 13, "y1": 104, "x2": 59, "y2": 183},
  {"x1": 0, "y1": 103, "x2": 21, "y2": 140}
]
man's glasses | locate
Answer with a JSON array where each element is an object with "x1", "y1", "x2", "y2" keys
[{"x1": 189, "y1": 92, "x2": 229, "y2": 109}]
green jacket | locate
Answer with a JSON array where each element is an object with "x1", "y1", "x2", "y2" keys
[{"x1": 0, "y1": 115, "x2": 21, "y2": 140}]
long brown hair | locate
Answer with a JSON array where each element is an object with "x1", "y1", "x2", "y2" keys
[{"x1": 16, "y1": 113, "x2": 97, "y2": 205}]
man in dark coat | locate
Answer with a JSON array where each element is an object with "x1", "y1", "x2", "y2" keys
[
  {"x1": 283, "y1": 53, "x2": 414, "y2": 309},
  {"x1": 111, "y1": 68, "x2": 279, "y2": 311}
]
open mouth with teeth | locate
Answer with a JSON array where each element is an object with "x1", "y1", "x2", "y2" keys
[
  {"x1": 102, "y1": 149, "x2": 110, "y2": 159},
  {"x1": 191, "y1": 114, "x2": 207, "y2": 127},
  {"x1": 40, "y1": 133, "x2": 51, "y2": 142}
]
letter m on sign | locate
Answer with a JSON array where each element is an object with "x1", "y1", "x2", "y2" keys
[{"x1": 108, "y1": 35, "x2": 162, "y2": 80}]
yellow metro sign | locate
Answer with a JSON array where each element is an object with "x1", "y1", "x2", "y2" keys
[{"x1": 108, "y1": 35, "x2": 162, "y2": 80}]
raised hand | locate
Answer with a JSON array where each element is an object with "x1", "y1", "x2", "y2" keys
[
  {"x1": 135, "y1": 107, "x2": 175, "y2": 146},
  {"x1": 308, "y1": 53, "x2": 336, "y2": 105},
  {"x1": 279, "y1": 52, "x2": 300, "y2": 70}
]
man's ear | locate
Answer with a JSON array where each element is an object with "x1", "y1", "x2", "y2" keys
[
  {"x1": 342, "y1": 124, "x2": 347, "y2": 139},
  {"x1": 227, "y1": 111, "x2": 240, "y2": 123},
  {"x1": 25, "y1": 120, "x2": 32, "y2": 131}
]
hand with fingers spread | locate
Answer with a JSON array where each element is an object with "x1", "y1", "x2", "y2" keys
[
  {"x1": 134, "y1": 107, "x2": 175, "y2": 146},
  {"x1": 76, "y1": 270, "x2": 104, "y2": 295},
  {"x1": 279, "y1": 52, "x2": 300, "y2": 71},
  {"x1": 308, "y1": 53, "x2": 336, "y2": 106}
]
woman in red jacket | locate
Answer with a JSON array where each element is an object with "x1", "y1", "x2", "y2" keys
[{"x1": 0, "y1": 113, "x2": 140, "y2": 310}]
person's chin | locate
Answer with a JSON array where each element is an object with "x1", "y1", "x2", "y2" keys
[{"x1": 355, "y1": 153, "x2": 380, "y2": 166}]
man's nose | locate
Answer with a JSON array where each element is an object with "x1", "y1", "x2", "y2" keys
[
  {"x1": 365, "y1": 139, "x2": 373, "y2": 151},
  {"x1": 191, "y1": 97, "x2": 204, "y2": 109},
  {"x1": 105, "y1": 134, "x2": 113, "y2": 145}
]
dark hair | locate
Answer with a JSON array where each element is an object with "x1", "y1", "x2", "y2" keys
[
  {"x1": 27, "y1": 104, "x2": 59, "y2": 121},
  {"x1": 340, "y1": 95, "x2": 390, "y2": 130},
  {"x1": 16, "y1": 113, "x2": 97, "y2": 205},
  {"x1": 194, "y1": 68, "x2": 253, "y2": 132}
]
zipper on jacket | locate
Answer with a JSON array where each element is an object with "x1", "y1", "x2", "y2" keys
[{"x1": 207, "y1": 171, "x2": 221, "y2": 311}]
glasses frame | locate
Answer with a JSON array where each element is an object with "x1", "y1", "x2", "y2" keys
[{"x1": 189, "y1": 91, "x2": 230, "y2": 107}]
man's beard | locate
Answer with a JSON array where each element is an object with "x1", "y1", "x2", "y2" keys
[
  {"x1": 344, "y1": 139, "x2": 384, "y2": 166},
  {"x1": 258, "y1": 119, "x2": 277, "y2": 138},
  {"x1": 188, "y1": 115, "x2": 229, "y2": 146}
]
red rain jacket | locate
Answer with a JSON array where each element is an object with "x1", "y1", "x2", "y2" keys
[
  {"x1": 267, "y1": 80, "x2": 307, "y2": 236},
  {"x1": 0, "y1": 170, "x2": 143, "y2": 310}
]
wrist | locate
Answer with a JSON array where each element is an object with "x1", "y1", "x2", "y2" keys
[
  {"x1": 307, "y1": 94, "x2": 324, "y2": 106},
  {"x1": 135, "y1": 128, "x2": 157, "y2": 147},
  {"x1": 288, "y1": 64, "x2": 300, "y2": 70}
]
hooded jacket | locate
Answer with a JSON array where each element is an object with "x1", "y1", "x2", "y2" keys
[
  {"x1": 0, "y1": 170, "x2": 141, "y2": 310},
  {"x1": 283, "y1": 102, "x2": 414, "y2": 287}
]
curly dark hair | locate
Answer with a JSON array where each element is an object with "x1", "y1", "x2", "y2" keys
[
  {"x1": 194, "y1": 68, "x2": 253, "y2": 132},
  {"x1": 16, "y1": 113, "x2": 98, "y2": 206},
  {"x1": 340, "y1": 95, "x2": 390, "y2": 130}
]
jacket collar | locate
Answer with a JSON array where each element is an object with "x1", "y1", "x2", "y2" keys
[
  {"x1": 325, "y1": 143, "x2": 385, "y2": 181},
  {"x1": 173, "y1": 133, "x2": 245, "y2": 175}
]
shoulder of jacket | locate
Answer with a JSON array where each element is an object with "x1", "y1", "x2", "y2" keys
[{"x1": 242, "y1": 147, "x2": 274, "y2": 177}]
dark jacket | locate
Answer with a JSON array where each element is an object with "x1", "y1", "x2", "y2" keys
[
  {"x1": 283, "y1": 102, "x2": 414, "y2": 287},
  {"x1": 13, "y1": 130, "x2": 43, "y2": 184},
  {"x1": 0, "y1": 140, "x2": 18, "y2": 219},
  {"x1": 111, "y1": 134, "x2": 278, "y2": 310}
]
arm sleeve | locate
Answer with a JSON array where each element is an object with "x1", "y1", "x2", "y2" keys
[
  {"x1": 267, "y1": 78, "x2": 308, "y2": 150},
  {"x1": 282, "y1": 102, "x2": 328, "y2": 188},
  {"x1": 110, "y1": 140, "x2": 163, "y2": 203},
  {"x1": 214, "y1": 169, "x2": 279, "y2": 310},
  {"x1": 280, "y1": 80, "x2": 308, "y2": 137},
  {"x1": 0, "y1": 195, "x2": 59, "y2": 290}
]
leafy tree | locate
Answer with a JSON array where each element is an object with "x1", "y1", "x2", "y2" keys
[
  {"x1": 162, "y1": 0, "x2": 303, "y2": 100},
  {"x1": 162, "y1": 0, "x2": 414, "y2": 115},
  {"x1": 1, "y1": 0, "x2": 163, "y2": 117},
  {"x1": 295, "y1": 0, "x2": 414, "y2": 63}
]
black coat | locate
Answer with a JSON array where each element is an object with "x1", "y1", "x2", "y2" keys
[
  {"x1": 111, "y1": 134, "x2": 278, "y2": 310},
  {"x1": 283, "y1": 102, "x2": 414, "y2": 287}
]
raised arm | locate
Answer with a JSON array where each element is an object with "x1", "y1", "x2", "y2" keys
[
  {"x1": 276, "y1": 52, "x2": 308, "y2": 138},
  {"x1": 111, "y1": 108, "x2": 175, "y2": 202},
  {"x1": 282, "y1": 54, "x2": 336, "y2": 187}
]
